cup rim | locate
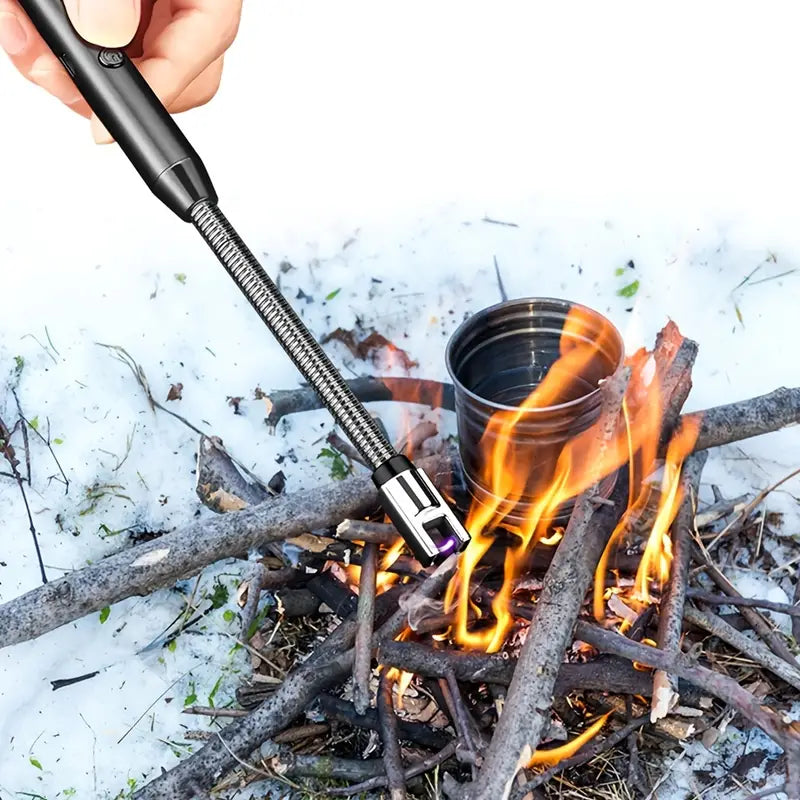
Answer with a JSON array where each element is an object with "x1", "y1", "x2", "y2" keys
[{"x1": 445, "y1": 296, "x2": 625, "y2": 414}]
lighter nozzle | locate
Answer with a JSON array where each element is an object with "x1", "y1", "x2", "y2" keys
[{"x1": 372, "y1": 455, "x2": 471, "y2": 567}]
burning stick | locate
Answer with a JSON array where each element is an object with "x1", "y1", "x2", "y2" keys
[
  {"x1": 462, "y1": 366, "x2": 631, "y2": 800},
  {"x1": 377, "y1": 671, "x2": 406, "y2": 799},
  {"x1": 263, "y1": 376, "x2": 454, "y2": 430},
  {"x1": 353, "y1": 542, "x2": 379, "y2": 714},
  {"x1": 651, "y1": 450, "x2": 708, "y2": 721}
]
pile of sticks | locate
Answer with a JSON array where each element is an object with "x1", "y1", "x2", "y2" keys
[{"x1": 1, "y1": 329, "x2": 799, "y2": 800}]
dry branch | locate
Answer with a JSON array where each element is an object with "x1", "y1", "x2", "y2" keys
[
  {"x1": 132, "y1": 558, "x2": 456, "y2": 799},
  {"x1": 684, "y1": 604, "x2": 800, "y2": 691},
  {"x1": 379, "y1": 640, "x2": 661, "y2": 697},
  {"x1": 463, "y1": 366, "x2": 631, "y2": 800},
  {"x1": 336, "y1": 519, "x2": 399, "y2": 546},
  {"x1": 264, "y1": 377, "x2": 454, "y2": 429},
  {"x1": 652, "y1": 450, "x2": 708, "y2": 721},
  {"x1": 689, "y1": 387, "x2": 800, "y2": 452},
  {"x1": 0, "y1": 451, "x2": 451, "y2": 649}
]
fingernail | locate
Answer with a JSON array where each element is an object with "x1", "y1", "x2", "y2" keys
[
  {"x1": 29, "y1": 53, "x2": 82, "y2": 105},
  {"x1": 90, "y1": 114, "x2": 114, "y2": 145},
  {"x1": 64, "y1": 0, "x2": 140, "y2": 48},
  {"x1": 0, "y1": 11, "x2": 28, "y2": 55}
]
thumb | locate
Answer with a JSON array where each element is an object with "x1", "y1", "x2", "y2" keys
[{"x1": 64, "y1": 0, "x2": 141, "y2": 48}]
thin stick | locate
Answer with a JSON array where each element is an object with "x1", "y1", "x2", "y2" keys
[
  {"x1": 327, "y1": 741, "x2": 458, "y2": 797},
  {"x1": 327, "y1": 430, "x2": 370, "y2": 469},
  {"x1": 353, "y1": 542, "x2": 379, "y2": 715},
  {"x1": 685, "y1": 590, "x2": 800, "y2": 619},
  {"x1": 692, "y1": 539, "x2": 798, "y2": 667},
  {"x1": 464, "y1": 366, "x2": 630, "y2": 800},
  {"x1": 510, "y1": 715, "x2": 650, "y2": 798},
  {"x1": 0, "y1": 415, "x2": 47, "y2": 584},
  {"x1": 652, "y1": 450, "x2": 707, "y2": 721},
  {"x1": 336, "y1": 519, "x2": 399, "y2": 546},
  {"x1": 378, "y1": 671, "x2": 406, "y2": 799},
  {"x1": 183, "y1": 707, "x2": 248, "y2": 718},
  {"x1": 444, "y1": 667, "x2": 481, "y2": 767},
  {"x1": 683, "y1": 605, "x2": 800, "y2": 691},
  {"x1": 575, "y1": 621, "x2": 800, "y2": 756},
  {"x1": 240, "y1": 564, "x2": 296, "y2": 641},
  {"x1": 741, "y1": 785, "x2": 788, "y2": 800}
]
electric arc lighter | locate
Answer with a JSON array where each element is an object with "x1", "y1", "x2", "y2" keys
[{"x1": 16, "y1": 0, "x2": 470, "y2": 566}]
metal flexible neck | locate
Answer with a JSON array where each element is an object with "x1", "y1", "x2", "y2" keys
[{"x1": 190, "y1": 200, "x2": 395, "y2": 468}]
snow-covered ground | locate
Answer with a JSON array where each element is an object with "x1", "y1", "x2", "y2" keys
[{"x1": 1, "y1": 2, "x2": 799, "y2": 798}]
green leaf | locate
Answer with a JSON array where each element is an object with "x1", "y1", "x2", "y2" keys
[
  {"x1": 174, "y1": 273, "x2": 187, "y2": 284},
  {"x1": 325, "y1": 288, "x2": 341, "y2": 301},
  {"x1": 14, "y1": 355, "x2": 24, "y2": 375},
  {"x1": 223, "y1": 609, "x2": 236, "y2": 623},
  {"x1": 317, "y1": 446, "x2": 351, "y2": 480},
  {"x1": 53, "y1": 438, "x2": 64, "y2": 445},
  {"x1": 207, "y1": 675, "x2": 223, "y2": 707},
  {"x1": 166, "y1": 639, "x2": 177, "y2": 652},
  {"x1": 28, "y1": 416, "x2": 39, "y2": 432},
  {"x1": 99, "y1": 606, "x2": 110, "y2": 624},
  {"x1": 614, "y1": 266, "x2": 626, "y2": 276},
  {"x1": 63, "y1": 789, "x2": 77, "y2": 797},
  {"x1": 29, "y1": 757, "x2": 43, "y2": 770},
  {"x1": 184, "y1": 681, "x2": 197, "y2": 707},
  {"x1": 617, "y1": 280, "x2": 640, "y2": 299},
  {"x1": 209, "y1": 581, "x2": 229, "y2": 609}
]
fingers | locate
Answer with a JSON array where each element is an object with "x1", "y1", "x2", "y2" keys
[
  {"x1": 63, "y1": 0, "x2": 141, "y2": 48},
  {"x1": 0, "y1": 1, "x2": 86, "y2": 110},
  {"x1": 136, "y1": 0, "x2": 241, "y2": 109}
]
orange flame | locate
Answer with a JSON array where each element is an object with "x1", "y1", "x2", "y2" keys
[
  {"x1": 526, "y1": 712, "x2": 612, "y2": 767},
  {"x1": 443, "y1": 307, "x2": 700, "y2": 654}
]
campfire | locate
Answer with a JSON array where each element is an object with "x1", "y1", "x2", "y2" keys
[{"x1": 2, "y1": 300, "x2": 799, "y2": 800}]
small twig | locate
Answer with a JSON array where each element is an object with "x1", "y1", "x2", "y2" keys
[
  {"x1": 327, "y1": 740, "x2": 458, "y2": 797},
  {"x1": 493, "y1": 255, "x2": 508, "y2": 302},
  {"x1": 686, "y1": 590, "x2": 800, "y2": 619},
  {"x1": 684, "y1": 604, "x2": 800, "y2": 691},
  {"x1": 444, "y1": 668, "x2": 481, "y2": 768},
  {"x1": 705, "y1": 465, "x2": 800, "y2": 553},
  {"x1": 183, "y1": 706, "x2": 248, "y2": 718},
  {"x1": 353, "y1": 542, "x2": 379, "y2": 715},
  {"x1": 327, "y1": 430, "x2": 370, "y2": 469},
  {"x1": 652, "y1": 450, "x2": 707, "y2": 721},
  {"x1": 395, "y1": 420, "x2": 438, "y2": 459},
  {"x1": 336, "y1": 519, "x2": 399, "y2": 546},
  {"x1": 378, "y1": 671, "x2": 406, "y2": 799},
  {"x1": 741, "y1": 784, "x2": 788, "y2": 800},
  {"x1": 510, "y1": 715, "x2": 649, "y2": 798},
  {"x1": 0, "y1": 414, "x2": 47, "y2": 584}
]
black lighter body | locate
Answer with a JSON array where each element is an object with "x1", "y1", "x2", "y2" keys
[{"x1": 17, "y1": 0, "x2": 217, "y2": 220}]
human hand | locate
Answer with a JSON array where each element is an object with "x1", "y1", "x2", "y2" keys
[{"x1": 0, "y1": 0, "x2": 243, "y2": 142}]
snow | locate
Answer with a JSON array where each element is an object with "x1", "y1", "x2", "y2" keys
[{"x1": 1, "y1": 2, "x2": 800, "y2": 797}]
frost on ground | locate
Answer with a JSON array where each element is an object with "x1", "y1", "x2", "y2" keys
[{"x1": 2, "y1": 3, "x2": 800, "y2": 799}]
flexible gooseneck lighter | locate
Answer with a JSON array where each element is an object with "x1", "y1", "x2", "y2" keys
[{"x1": 16, "y1": 0, "x2": 470, "y2": 566}]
